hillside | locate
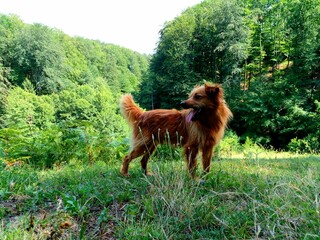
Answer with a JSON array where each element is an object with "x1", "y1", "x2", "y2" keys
[{"x1": 0, "y1": 14, "x2": 149, "y2": 167}]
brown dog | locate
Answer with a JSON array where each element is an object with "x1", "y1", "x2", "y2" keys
[{"x1": 120, "y1": 82, "x2": 232, "y2": 177}]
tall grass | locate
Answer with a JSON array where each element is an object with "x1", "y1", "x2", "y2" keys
[
  {"x1": 116, "y1": 150, "x2": 320, "y2": 239},
  {"x1": 0, "y1": 135, "x2": 319, "y2": 239}
]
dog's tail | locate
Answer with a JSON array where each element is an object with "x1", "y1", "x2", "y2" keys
[{"x1": 120, "y1": 94, "x2": 144, "y2": 126}]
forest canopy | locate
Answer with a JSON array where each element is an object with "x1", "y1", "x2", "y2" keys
[{"x1": 0, "y1": 0, "x2": 319, "y2": 168}]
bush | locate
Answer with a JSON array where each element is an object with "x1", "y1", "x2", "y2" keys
[
  {"x1": 216, "y1": 131, "x2": 242, "y2": 157},
  {"x1": 288, "y1": 131, "x2": 320, "y2": 154},
  {"x1": 0, "y1": 86, "x2": 129, "y2": 168}
]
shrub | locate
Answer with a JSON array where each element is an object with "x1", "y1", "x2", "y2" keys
[
  {"x1": 288, "y1": 131, "x2": 320, "y2": 154},
  {"x1": 216, "y1": 131, "x2": 242, "y2": 157}
]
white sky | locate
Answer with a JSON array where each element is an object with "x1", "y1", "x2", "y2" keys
[{"x1": 0, "y1": 0, "x2": 203, "y2": 54}]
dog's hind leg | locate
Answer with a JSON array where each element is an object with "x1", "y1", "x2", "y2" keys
[
  {"x1": 121, "y1": 145, "x2": 147, "y2": 177},
  {"x1": 140, "y1": 144, "x2": 156, "y2": 176},
  {"x1": 184, "y1": 145, "x2": 199, "y2": 178}
]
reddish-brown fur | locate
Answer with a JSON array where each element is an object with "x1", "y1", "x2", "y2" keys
[{"x1": 120, "y1": 82, "x2": 233, "y2": 177}]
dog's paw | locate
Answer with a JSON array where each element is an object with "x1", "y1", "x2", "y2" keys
[
  {"x1": 144, "y1": 170, "x2": 153, "y2": 176},
  {"x1": 199, "y1": 179, "x2": 206, "y2": 185},
  {"x1": 120, "y1": 170, "x2": 130, "y2": 177}
]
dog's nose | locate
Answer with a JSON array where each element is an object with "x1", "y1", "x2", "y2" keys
[{"x1": 180, "y1": 101, "x2": 187, "y2": 109}]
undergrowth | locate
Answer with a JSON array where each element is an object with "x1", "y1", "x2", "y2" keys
[{"x1": 0, "y1": 142, "x2": 319, "y2": 239}]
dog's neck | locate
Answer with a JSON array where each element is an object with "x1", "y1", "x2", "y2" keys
[{"x1": 196, "y1": 108, "x2": 222, "y2": 130}]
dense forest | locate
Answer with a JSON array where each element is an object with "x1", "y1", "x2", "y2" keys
[
  {"x1": 138, "y1": 0, "x2": 320, "y2": 151},
  {"x1": 0, "y1": 0, "x2": 319, "y2": 167},
  {"x1": 0, "y1": 14, "x2": 149, "y2": 167}
]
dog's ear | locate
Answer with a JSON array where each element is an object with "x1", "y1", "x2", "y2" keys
[{"x1": 205, "y1": 83, "x2": 220, "y2": 98}]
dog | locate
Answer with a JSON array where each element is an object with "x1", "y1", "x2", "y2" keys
[{"x1": 119, "y1": 82, "x2": 233, "y2": 177}]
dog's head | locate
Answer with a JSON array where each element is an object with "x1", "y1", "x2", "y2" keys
[{"x1": 181, "y1": 83, "x2": 224, "y2": 122}]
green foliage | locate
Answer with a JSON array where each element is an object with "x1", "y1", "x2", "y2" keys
[
  {"x1": 0, "y1": 15, "x2": 149, "y2": 95},
  {"x1": 287, "y1": 0, "x2": 320, "y2": 79},
  {"x1": 0, "y1": 85, "x2": 129, "y2": 167},
  {"x1": 1, "y1": 0, "x2": 320, "y2": 165},
  {"x1": 0, "y1": 59, "x2": 11, "y2": 116},
  {"x1": 216, "y1": 131, "x2": 242, "y2": 156},
  {"x1": 1, "y1": 150, "x2": 319, "y2": 239},
  {"x1": 288, "y1": 131, "x2": 320, "y2": 154},
  {"x1": 0, "y1": 127, "x2": 31, "y2": 163},
  {"x1": 0, "y1": 14, "x2": 149, "y2": 167},
  {"x1": 9, "y1": 23, "x2": 68, "y2": 93},
  {"x1": 137, "y1": 0, "x2": 320, "y2": 151},
  {"x1": 1, "y1": 87, "x2": 55, "y2": 129},
  {"x1": 140, "y1": 0, "x2": 250, "y2": 109}
]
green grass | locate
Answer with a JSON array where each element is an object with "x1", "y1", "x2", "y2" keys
[{"x1": 0, "y1": 150, "x2": 319, "y2": 239}]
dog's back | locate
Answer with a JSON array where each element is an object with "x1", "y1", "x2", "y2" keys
[{"x1": 120, "y1": 95, "x2": 189, "y2": 146}]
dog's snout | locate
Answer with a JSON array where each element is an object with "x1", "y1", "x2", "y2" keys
[{"x1": 180, "y1": 101, "x2": 188, "y2": 109}]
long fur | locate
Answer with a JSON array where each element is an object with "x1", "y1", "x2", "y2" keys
[{"x1": 120, "y1": 82, "x2": 233, "y2": 177}]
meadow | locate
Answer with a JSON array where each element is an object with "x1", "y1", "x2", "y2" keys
[{"x1": 0, "y1": 142, "x2": 319, "y2": 239}]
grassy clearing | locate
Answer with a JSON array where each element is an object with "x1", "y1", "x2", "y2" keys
[{"x1": 0, "y1": 149, "x2": 319, "y2": 239}]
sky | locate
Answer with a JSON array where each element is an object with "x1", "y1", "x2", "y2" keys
[{"x1": 1, "y1": 0, "x2": 203, "y2": 54}]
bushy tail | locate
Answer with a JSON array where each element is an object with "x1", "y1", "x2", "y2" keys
[{"x1": 120, "y1": 94, "x2": 144, "y2": 126}]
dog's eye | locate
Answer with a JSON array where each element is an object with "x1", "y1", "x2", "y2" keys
[{"x1": 194, "y1": 94, "x2": 202, "y2": 100}]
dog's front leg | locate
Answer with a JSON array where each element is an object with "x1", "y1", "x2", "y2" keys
[
  {"x1": 201, "y1": 140, "x2": 215, "y2": 174},
  {"x1": 184, "y1": 145, "x2": 199, "y2": 178}
]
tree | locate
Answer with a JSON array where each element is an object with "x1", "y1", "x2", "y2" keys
[
  {"x1": 138, "y1": 0, "x2": 319, "y2": 150},
  {"x1": 9, "y1": 24, "x2": 67, "y2": 94},
  {"x1": 0, "y1": 14, "x2": 150, "y2": 167},
  {"x1": 287, "y1": 0, "x2": 320, "y2": 83},
  {"x1": 58, "y1": 34, "x2": 91, "y2": 85},
  {"x1": 139, "y1": 0, "x2": 250, "y2": 109},
  {"x1": 0, "y1": 14, "x2": 24, "y2": 64}
]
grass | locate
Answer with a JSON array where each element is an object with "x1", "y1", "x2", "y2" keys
[{"x1": 0, "y1": 148, "x2": 319, "y2": 239}]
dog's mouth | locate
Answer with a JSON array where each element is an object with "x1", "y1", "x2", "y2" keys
[{"x1": 186, "y1": 108, "x2": 202, "y2": 123}]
